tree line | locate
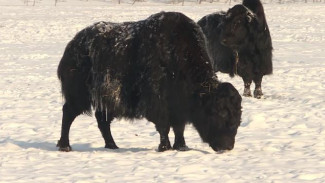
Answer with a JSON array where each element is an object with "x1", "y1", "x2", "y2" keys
[{"x1": 23, "y1": 0, "x2": 324, "y2": 6}]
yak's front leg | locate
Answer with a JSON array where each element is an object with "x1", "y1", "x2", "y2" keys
[
  {"x1": 253, "y1": 76, "x2": 263, "y2": 99},
  {"x1": 57, "y1": 103, "x2": 80, "y2": 152},
  {"x1": 172, "y1": 123, "x2": 189, "y2": 151},
  {"x1": 95, "y1": 110, "x2": 119, "y2": 149},
  {"x1": 242, "y1": 77, "x2": 253, "y2": 97},
  {"x1": 156, "y1": 125, "x2": 172, "y2": 152}
]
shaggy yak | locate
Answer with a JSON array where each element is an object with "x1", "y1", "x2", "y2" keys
[
  {"x1": 57, "y1": 12, "x2": 242, "y2": 152},
  {"x1": 198, "y1": 0, "x2": 273, "y2": 98}
]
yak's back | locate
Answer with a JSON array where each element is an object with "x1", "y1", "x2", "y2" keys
[{"x1": 89, "y1": 11, "x2": 214, "y2": 117}]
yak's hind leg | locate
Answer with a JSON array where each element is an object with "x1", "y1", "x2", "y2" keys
[
  {"x1": 242, "y1": 77, "x2": 253, "y2": 97},
  {"x1": 95, "y1": 110, "x2": 119, "y2": 149},
  {"x1": 156, "y1": 125, "x2": 172, "y2": 152},
  {"x1": 253, "y1": 75, "x2": 263, "y2": 99},
  {"x1": 57, "y1": 103, "x2": 81, "y2": 152},
  {"x1": 172, "y1": 123, "x2": 189, "y2": 151}
]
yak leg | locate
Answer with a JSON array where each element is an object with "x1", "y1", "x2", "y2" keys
[
  {"x1": 57, "y1": 103, "x2": 80, "y2": 152},
  {"x1": 172, "y1": 123, "x2": 189, "y2": 151},
  {"x1": 95, "y1": 110, "x2": 119, "y2": 149},
  {"x1": 156, "y1": 126, "x2": 172, "y2": 152},
  {"x1": 242, "y1": 77, "x2": 253, "y2": 97},
  {"x1": 253, "y1": 76, "x2": 263, "y2": 99}
]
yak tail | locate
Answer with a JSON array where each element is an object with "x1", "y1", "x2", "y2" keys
[{"x1": 57, "y1": 45, "x2": 92, "y2": 116}]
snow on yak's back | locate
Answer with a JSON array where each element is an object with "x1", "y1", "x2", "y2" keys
[{"x1": 57, "y1": 11, "x2": 242, "y2": 153}]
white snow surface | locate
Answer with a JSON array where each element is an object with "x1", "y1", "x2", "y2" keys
[{"x1": 0, "y1": 0, "x2": 325, "y2": 182}]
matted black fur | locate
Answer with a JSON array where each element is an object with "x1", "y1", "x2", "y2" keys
[
  {"x1": 198, "y1": 0, "x2": 273, "y2": 98},
  {"x1": 57, "y1": 12, "x2": 242, "y2": 152}
]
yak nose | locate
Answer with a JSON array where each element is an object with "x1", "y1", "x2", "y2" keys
[{"x1": 211, "y1": 144, "x2": 234, "y2": 152}]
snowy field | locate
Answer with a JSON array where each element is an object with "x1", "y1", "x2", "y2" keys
[{"x1": 0, "y1": 0, "x2": 325, "y2": 182}]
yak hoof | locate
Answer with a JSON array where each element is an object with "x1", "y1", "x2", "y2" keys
[
  {"x1": 105, "y1": 143, "x2": 119, "y2": 149},
  {"x1": 254, "y1": 89, "x2": 263, "y2": 99},
  {"x1": 57, "y1": 140, "x2": 72, "y2": 152},
  {"x1": 58, "y1": 146, "x2": 72, "y2": 152},
  {"x1": 243, "y1": 88, "x2": 252, "y2": 97},
  {"x1": 173, "y1": 144, "x2": 190, "y2": 151},
  {"x1": 158, "y1": 143, "x2": 172, "y2": 152}
]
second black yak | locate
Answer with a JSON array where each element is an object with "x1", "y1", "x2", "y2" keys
[
  {"x1": 198, "y1": 0, "x2": 273, "y2": 98},
  {"x1": 57, "y1": 12, "x2": 242, "y2": 152}
]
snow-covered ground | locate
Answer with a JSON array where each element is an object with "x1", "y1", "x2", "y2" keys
[{"x1": 0, "y1": 0, "x2": 324, "y2": 182}]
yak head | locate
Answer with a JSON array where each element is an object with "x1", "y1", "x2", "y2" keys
[
  {"x1": 220, "y1": 4, "x2": 258, "y2": 50},
  {"x1": 191, "y1": 79, "x2": 242, "y2": 152}
]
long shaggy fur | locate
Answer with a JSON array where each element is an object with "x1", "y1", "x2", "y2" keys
[
  {"x1": 57, "y1": 21, "x2": 119, "y2": 115},
  {"x1": 57, "y1": 12, "x2": 242, "y2": 152},
  {"x1": 198, "y1": 0, "x2": 273, "y2": 98}
]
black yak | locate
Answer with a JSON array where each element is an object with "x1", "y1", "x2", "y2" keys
[
  {"x1": 57, "y1": 12, "x2": 242, "y2": 152},
  {"x1": 198, "y1": 0, "x2": 273, "y2": 98}
]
